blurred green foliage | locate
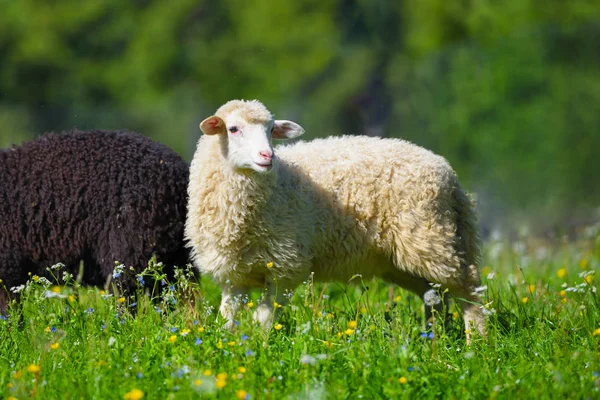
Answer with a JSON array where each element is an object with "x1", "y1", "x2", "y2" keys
[{"x1": 1, "y1": 0, "x2": 598, "y2": 231}]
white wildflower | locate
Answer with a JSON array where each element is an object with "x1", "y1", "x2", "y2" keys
[
  {"x1": 10, "y1": 285, "x2": 25, "y2": 293},
  {"x1": 51, "y1": 262, "x2": 65, "y2": 270},
  {"x1": 44, "y1": 290, "x2": 67, "y2": 299}
]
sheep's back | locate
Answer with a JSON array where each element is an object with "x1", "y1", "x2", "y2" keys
[{"x1": 275, "y1": 135, "x2": 465, "y2": 276}]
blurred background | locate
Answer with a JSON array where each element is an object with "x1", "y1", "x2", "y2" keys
[{"x1": 1, "y1": 0, "x2": 599, "y2": 237}]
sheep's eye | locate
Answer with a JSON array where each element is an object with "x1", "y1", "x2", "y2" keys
[{"x1": 228, "y1": 126, "x2": 239, "y2": 133}]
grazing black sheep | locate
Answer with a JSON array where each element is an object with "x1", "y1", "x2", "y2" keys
[{"x1": 0, "y1": 130, "x2": 190, "y2": 311}]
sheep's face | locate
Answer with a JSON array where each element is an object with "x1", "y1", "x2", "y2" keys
[{"x1": 200, "y1": 100, "x2": 304, "y2": 174}]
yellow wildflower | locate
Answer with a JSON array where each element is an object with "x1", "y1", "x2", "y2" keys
[
  {"x1": 124, "y1": 389, "x2": 144, "y2": 400},
  {"x1": 44, "y1": 326, "x2": 51, "y2": 333},
  {"x1": 347, "y1": 320, "x2": 358, "y2": 329},
  {"x1": 324, "y1": 340, "x2": 332, "y2": 349},
  {"x1": 452, "y1": 311, "x2": 460, "y2": 320},
  {"x1": 266, "y1": 262, "x2": 274, "y2": 268},
  {"x1": 26, "y1": 364, "x2": 40, "y2": 373},
  {"x1": 579, "y1": 258, "x2": 588, "y2": 269},
  {"x1": 13, "y1": 370, "x2": 22, "y2": 379},
  {"x1": 273, "y1": 301, "x2": 282, "y2": 308},
  {"x1": 32, "y1": 275, "x2": 39, "y2": 282},
  {"x1": 557, "y1": 269, "x2": 567, "y2": 279},
  {"x1": 217, "y1": 372, "x2": 228, "y2": 380},
  {"x1": 561, "y1": 297, "x2": 567, "y2": 304},
  {"x1": 238, "y1": 366, "x2": 247, "y2": 374},
  {"x1": 344, "y1": 329, "x2": 355, "y2": 335},
  {"x1": 527, "y1": 284, "x2": 536, "y2": 294},
  {"x1": 8, "y1": 396, "x2": 17, "y2": 400},
  {"x1": 51, "y1": 286, "x2": 61, "y2": 293},
  {"x1": 99, "y1": 290, "x2": 106, "y2": 295},
  {"x1": 398, "y1": 376, "x2": 408, "y2": 384},
  {"x1": 118, "y1": 297, "x2": 126, "y2": 304},
  {"x1": 216, "y1": 341, "x2": 224, "y2": 349},
  {"x1": 228, "y1": 341, "x2": 236, "y2": 347},
  {"x1": 7, "y1": 383, "x2": 13, "y2": 388},
  {"x1": 274, "y1": 324, "x2": 283, "y2": 331},
  {"x1": 247, "y1": 301, "x2": 254, "y2": 308},
  {"x1": 336, "y1": 332, "x2": 343, "y2": 338},
  {"x1": 593, "y1": 328, "x2": 600, "y2": 336},
  {"x1": 180, "y1": 329, "x2": 191, "y2": 337},
  {"x1": 193, "y1": 379, "x2": 203, "y2": 386},
  {"x1": 216, "y1": 379, "x2": 226, "y2": 389},
  {"x1": 168, "y1": 335, "x2": 177, "y2": 343},
  {"x1": 360, "y1": 307, "x2": 367, "y2": 314},
  {"x1": 236, "y1": 390, "x2": 248, "y2": 399},
  {"x1": 203, "y1": 370, "x2": 212, "y2": 376},
  {"x1": 584, "y1": 274, "x2": 594, "y2": 284},
  {"x1": 197, "y1": 327, "x2": 205, "y2": 333},
  {"x1": 559, "y1": 290, "x2": 567, "y2": 297},
  {"x1": 393, "y1": 295, "x2": 402, "y2": 303},
  {"x1": 50, "y1": 343, "x2": 59, "y2": 350},
  {"x1": 522, "y1": 297, "x2": 529, "y2": 304},
  {"x1": 68, "y1": 295, "x2": 76, "y2": 303}
]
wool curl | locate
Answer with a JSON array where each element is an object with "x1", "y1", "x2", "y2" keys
[
  {"x1": 0, "y1": 130, "x2": 190, "y2": 311},
  {"x1": 186, "y1": 100, "x2": 485, "y2": 341}
]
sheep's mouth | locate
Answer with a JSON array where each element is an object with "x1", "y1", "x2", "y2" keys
[{"x1": 254, "y1": 161, "x2": 273, "y2": 169}]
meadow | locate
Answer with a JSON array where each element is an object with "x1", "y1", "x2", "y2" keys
[{"x1": 1, "y1": 229, "x2": 598, "y2": 399}]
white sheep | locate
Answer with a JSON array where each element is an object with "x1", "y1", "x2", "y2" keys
[{"x1": 185, "y1": 99, "x2": 486, "y2": 343}]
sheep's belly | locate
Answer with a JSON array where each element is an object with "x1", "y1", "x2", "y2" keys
[{"x1": 311, "y1": 251, "x2": 395, "y2": 283}]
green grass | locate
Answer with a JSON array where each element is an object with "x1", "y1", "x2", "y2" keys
[{"x1": 1, "y1": 235, "x2": 599, "y2": 400}]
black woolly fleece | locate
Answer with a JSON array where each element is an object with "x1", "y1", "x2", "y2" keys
[{"x1": 0, "y1": 130, "x2": 190, "y2": 310}]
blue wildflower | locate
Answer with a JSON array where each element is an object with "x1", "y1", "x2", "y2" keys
[
  {"x1": 419, "y1": 331, "x2": 434, "y2": 339},
  {"x1": 195, "y1": 338, "x2": 202, "y2": 345},
  {"x1": 193, "y1": 319, "x2": 198, "y2": 325},
  {"x1": 51, "y1": 326, "x2": 57, "y2": 333},
  {"x1": 408, "y1": 366, "x2": 414, "y2": 372},
  {"x1": 136, "y1": 372, "x2": 143, "y2": 379},
  {"x1": 169, "y1": 285, "x2": 175, "y2": 291},
  {"x1": 129, "y1": 302, "x2": 137, "y2": 308},
  {"x1": 241, "y1": 334, "x2": 249, "y2": 341},
  {"x1": 137, "y1": 276, "x2": 145, "y2": 286},
  {"x1": 161, "y1": 280, "x2": 166, "y2": 286},
  {"x1": 113, "y1": 271, "x2": 122, "y2": 278},
  {"x1": 0, "y1": 315, "x2": 7, "y2": 321},
  {"x1": 170, "y1": 327, "x2": 178, "y2": 333},
  {"x1": 85, "y1": 308, "x2": 94, "y2": 314},
  {"x1": 245, "y1": 350, "x2": 256, "y2": 357},
  {"x1": 101, "y1": 324, "x2": 106, "y2": 330}
]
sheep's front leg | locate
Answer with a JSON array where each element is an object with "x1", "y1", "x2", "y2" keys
[
  {"x1": 219, "y1": 285, "x2": 248, "y2": 330},
  {"x1": 253, "y1": 279, "x2": 290, "y2": 330}
]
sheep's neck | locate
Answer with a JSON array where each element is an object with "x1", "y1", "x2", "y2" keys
[{"x1": 198, "y1": 137, "x2": 275, "y2": 250}]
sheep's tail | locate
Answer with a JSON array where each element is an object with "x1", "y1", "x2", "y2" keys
[{"x1": 453, "y1": 185, "x2": 483, "y2": 287}]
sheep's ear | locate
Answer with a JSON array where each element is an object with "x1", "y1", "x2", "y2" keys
[
  {"x1": 272, "y1": 120, "x2": 305, "y2": 140},
  {"x1": 200, "y1": 116, "x2": 226, "y2": 135}
]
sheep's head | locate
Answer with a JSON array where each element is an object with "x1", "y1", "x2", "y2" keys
[{"x1": 200, "y1": 100, "x2": 304, "y2": 173}]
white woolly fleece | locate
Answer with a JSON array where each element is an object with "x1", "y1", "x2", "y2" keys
[{"x1": 185, "y1": 100, "x2": 486, "y2": 341}]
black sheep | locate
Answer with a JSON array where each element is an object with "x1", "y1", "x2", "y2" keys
[{"x1": 0, "y1": 130, "x2": 190, "y2": 311}]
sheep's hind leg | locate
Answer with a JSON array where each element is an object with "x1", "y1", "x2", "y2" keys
[
  {"x1": 219, "y1": 284, "x2": 249, "y2": 330},
  {"x1": 451, "y1": 287, "x2": 486, "y2": 345},
  {"x1": 384, "y1": 271, "x2": 449, "y2": 330}
]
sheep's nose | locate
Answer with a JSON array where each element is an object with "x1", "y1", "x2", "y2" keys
[{"x1": 259, "y1": 150, "x2": 273, "y2": 161}]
